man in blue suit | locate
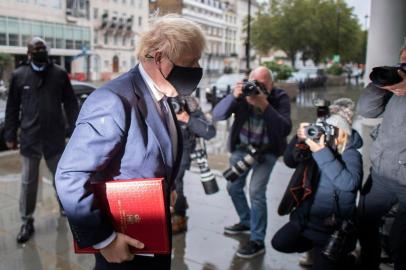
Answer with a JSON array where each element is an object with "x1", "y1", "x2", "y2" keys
[{"x1": 55, "y1": 15, "x2": 206, "y2": 270}]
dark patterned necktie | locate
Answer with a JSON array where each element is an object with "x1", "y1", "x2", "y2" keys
[{"x1": 159, "y1": 97, "x2": 170, "y2": 132}]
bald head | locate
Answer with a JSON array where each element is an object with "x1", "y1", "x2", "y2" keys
[{"x1": 249, "y1": 66, "x2": 274, "y2": 92}]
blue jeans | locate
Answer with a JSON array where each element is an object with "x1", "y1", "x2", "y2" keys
[{"x1": 227, "y1": 150, "x2": 277, "y2": 243}]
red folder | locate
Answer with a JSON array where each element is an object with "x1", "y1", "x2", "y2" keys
[{"x1": 74, "y1": 178, "x2": 169, "y2": 254}]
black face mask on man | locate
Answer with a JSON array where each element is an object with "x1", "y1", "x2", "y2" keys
[
  {"x1": 31, "y1": 51, "x2": 48, "y2": 65},
  {"x1": 165, "y1": 64, "x2": 203, "y2": 96}
]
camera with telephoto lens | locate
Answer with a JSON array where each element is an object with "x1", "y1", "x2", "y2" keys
[
  {"x1": 190, "y1": 138, "x2": 219, "y2": 195},
  {"x1": 169, "y1": 96, "x2": 188, "y2": 114},
  {"x1": 242, "y1": 79, "x2": 265, "y2": 97},
  {"x1": 322, "y1": 220, "x2": 356, "y2": 261},
  {"x1": 223, "y1": 144, "x2": 260, "y2": 182},
  {"x1": 369, "y1": 63, "x2": 406, "y2": 87}
]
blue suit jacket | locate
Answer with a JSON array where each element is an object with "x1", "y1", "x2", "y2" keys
[{"x1": 55, "y1": 65, "x2": 182, "y2": 248}]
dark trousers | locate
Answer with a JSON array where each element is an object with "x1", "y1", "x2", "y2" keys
[
  {"x1": 20, "y1": 154, "x2": 61, "y2": 223},
  {"x1": 94, "y1": 254, "x2": 171, "y2": 270},
  {"x1": 271, "y1": 221, "x2": 353, "y2": 270},
  {"x1": 357, "y1": 172, "x2": 406, "y2": 270},
  {"x1": 174, "y1": 163, "x2": 188, "y2": 217}
]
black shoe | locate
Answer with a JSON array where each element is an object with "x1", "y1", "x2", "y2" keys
[
  {"x1": 236, "y1": 240, "x2": 265, "y2": 259},
  {"x1": 16, "y1": 220, "x2": 35, "y2": 244},
  {"x1": 224, "y1": 223, "x2": 250, "y2": 235}
]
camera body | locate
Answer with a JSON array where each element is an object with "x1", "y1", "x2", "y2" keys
[
  {"x1": 304, "y1": 99, "x2": 336, "y2": 146},
  {"x1": 242, "y1": 80, "x2": 265, "y2": 97},
  {"x1": 190, "y1": 138, "x2": 219, "y2": 195},
  {"x1": 369, "y1": 63, "x2": 406, "y2": 87},
  {"x1": 223, "y1": 144, "x2": 260, "y2": 182},
  {"x1": 305, "y1": 122, "x2": 336, "y2": 145},
  {"x1": 170, "y1": 96, "x2": 188, "y2": 114},
  {"x1": 322, "y1": 220, "x2": 356, "y2": 261}
]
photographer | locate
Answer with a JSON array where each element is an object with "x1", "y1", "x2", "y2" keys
[
  {"x1": 171, "y1": 96, "x2": 216, "y2": 234},
  {"x1": 357, "y1": 44, "x2": 406, "y2": 270},
  {"x1": 212, "y1": 66, "x2": 291, "y2": 258},
  {"x1": 272, "y1": 98, "x2": 363, "y2": 270}
]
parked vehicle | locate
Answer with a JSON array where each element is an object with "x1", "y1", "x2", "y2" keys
[
  {"x1": 0, "y1": 80, "x2": 96, "y2": 151},
  {"x1": 71, "y1": 80, "x2": 97, "y2": 107},
  {"x1": 205, "y1": 73, "x2": 245, "y2": 105},
  {"x1": 287, "y1": 67, "x2": 327, "y2": 90}
]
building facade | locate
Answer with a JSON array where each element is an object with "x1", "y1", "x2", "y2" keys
[
  {"x1": 90, "y1": 0, "x2": 149, "y2": 81},
  {"x1": 0, "y1": 0, "x2": 150, "y2": 81},
  {"x1": 0, "y1": 0, "x2": 91, "y2": 78}
]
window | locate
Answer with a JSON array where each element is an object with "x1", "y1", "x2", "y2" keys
[
  {"x1": 138, "y1": 16, "x2": 142, "y2": 27},
  {"x1": 122, "y1": 36, "x2": 126, "y2": 46},
  {"x1": 94, "y1": 8, "x2": 98, "y2": 19},
  {"x1": 94, "y1": 31, "x2": 98, "y2": 44},
  {"x1": 0, "y1": 33, "x2": 6, "y2": 45},
  {"x1": 8, "y1": 34, "x2": 19, "y2": 46},
  {"x1": 104, "y1": 33, "x2": 108, "y2": 45},
  {"x1": 114, "y1": 34, "x2": 118, "y2": 45}
]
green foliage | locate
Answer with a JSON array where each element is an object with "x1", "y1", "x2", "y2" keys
[
  {"x1": 263, "y1": 61, "x2": 293, "y2": 81},
  {"x1": 0, "y1": 53, "x2": 13, "y2": 79},
  {"x1": 326, "y1": 63, "x2": 344, "y2": 75},
  {"x1": 251, "y1": 0, "x2": 365, "y2": 65}
]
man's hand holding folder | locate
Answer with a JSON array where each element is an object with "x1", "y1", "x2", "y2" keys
[{"x1": 101, "y1": 232, "x2": 145, "y2": 263}]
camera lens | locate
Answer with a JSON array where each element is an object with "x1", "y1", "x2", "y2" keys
[{"x1": 305, "y1": 125, "x2": 323, "y2": 140}]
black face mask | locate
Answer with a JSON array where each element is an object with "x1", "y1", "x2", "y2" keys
[
  {"x1": 165, "y1": 64, "x2": 203, "y2": 96},
  {"x1": 31, "y1": 51, "x2": 48, "y2": 65}
]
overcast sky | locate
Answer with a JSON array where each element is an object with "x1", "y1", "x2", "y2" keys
[{"x1": 345, "y1": 0, "x2": 371, "y2": 29}]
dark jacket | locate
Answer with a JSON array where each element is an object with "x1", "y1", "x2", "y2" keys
[
  {"x1": 4, "y1": 62, "x2": 79, "y2": 158},
  {"x1": 178, "y1": 97, "x2": 216, "y2": 167},
  {"x1": 357, "y1": 83, "x2": 406, "y2": 185},
  {"x1": 285, "y1": 131, "x2": 363, "y2": 234},
  {"x1": 212, "y1": 87, "x2": 291, "y2": 157}
]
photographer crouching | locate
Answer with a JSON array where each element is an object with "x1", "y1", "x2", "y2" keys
[
  {"x1": 212, "y1": 66, "x2": 291, "y2": 258},
  {"x1": 357, "y1": 44, "x2": 406, "y2": 270},
  {"x1": 272, "y1": 98, "x2": 363, "y2": 270},
  {"x1": 169, "y1": 95, "x2": 216, "y2": 234}
]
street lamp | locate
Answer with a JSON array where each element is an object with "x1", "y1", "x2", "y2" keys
[
  {"x1": 245, "y1": 0, "x2": 251, "y2": 73},
  {"x1": 363, "y1": 14, "x2": 369, "y2": 64},
  {"x1": 336, "y1": 6, "x2": 341, "y2": 57}
]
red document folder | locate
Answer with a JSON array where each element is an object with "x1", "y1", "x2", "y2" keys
[{"x1": 74, "y1": 178, "x2": 169, "y2": 254}]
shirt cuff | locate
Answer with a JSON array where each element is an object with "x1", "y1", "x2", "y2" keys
[{"x1": 92, "y1": 232, "x2": 117, "y2": 249}]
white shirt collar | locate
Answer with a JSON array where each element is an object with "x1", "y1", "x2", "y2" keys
[{"x1": 139, "y1": 63, "x2": 165, "y2": 102}]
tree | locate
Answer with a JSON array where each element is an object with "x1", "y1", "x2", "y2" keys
[
  {"x1": 0, "y1": 53, "x2": 13, "y2": 80},
  {"x1": 250, "y1": 0, "x2": 365, "y2": 66}
]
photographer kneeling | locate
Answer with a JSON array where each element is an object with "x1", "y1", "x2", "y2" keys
[
  {"x1": 212, "y1": 66, "x2": 291, "y2": 258},
  {"x1": 272, "y1": 98, "x2": 363, "y2": 270}
]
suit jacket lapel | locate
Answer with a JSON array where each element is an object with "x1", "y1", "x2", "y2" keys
[{"x1": 129, "y1": 65, "x2": 173, "y2": 179}]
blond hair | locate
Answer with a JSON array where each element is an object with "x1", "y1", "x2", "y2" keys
[
  {"x1": 400, "y1": 43, "x2": 406, "y2": 57},
  {"x1": 337, "y1": 132, "x2": 349, "y2": 154},
  {"x1": 137, "y1": 14, "x2": 206, "y2": 62}
]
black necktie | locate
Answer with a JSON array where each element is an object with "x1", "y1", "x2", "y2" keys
[{"x1": 159, "y1": 97, "x2": 170, "y2": 132}]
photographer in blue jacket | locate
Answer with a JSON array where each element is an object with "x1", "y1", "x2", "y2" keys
[{"x1": 272, "y1": 98, "x2": 363, "y2": 270}]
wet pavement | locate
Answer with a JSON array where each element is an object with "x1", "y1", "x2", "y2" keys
[{"x1": 0, "y1": 84, "x2": 394, "y2": 270}]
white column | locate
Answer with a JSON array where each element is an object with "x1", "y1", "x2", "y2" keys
[{"x1": 364, "y1": 0, "x2": 406, "y2": 83}]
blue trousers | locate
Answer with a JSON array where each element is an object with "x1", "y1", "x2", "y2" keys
[{"x1": 227, "y1": 150, "x2": 277, "y2": 243}]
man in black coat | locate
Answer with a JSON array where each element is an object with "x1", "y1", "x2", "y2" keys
[{"x1": 4, "y1": 37, "x2": 79, "y2": 244}]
